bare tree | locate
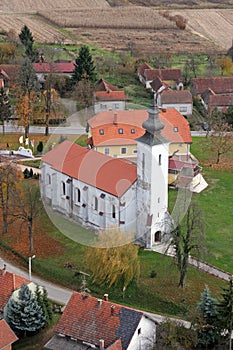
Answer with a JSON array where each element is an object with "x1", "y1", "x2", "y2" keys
[
  {"x1": 169, "y1": 199, "x2": 206, "y2": 288},
  {"x1": 210, "y1": 122, "x2": 233, "y2": 164},
  {"x1": 13, "y1": 181, "x2": 43, "y2": 253},
  {"x1": 0, "y1": 161, "x2": 21, "y2": 234}
]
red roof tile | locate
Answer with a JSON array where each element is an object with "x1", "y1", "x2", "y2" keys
[
  {"x1": 95, "y1": 90, "x2": 126, "y2": 101},
  {"x1": 161, "y1": 89, "x2": 193, "y2": 104},
  {"x1": 191, "y1": 77, "x2": 233, "y2": 95},
  {"x1": 144, "y1": 68, "x2": 181, "y2": 81},
  {"x1": 33, "y1": 61, "x2": 75, "y2": 74},
  {"x1": 0, "y1": 269, "x2": 29, "y2": 311},
  {"x1": 107, "y1": 338, "x2": 123, "y2": 350},
  {"x1": 0, "y1": 319, "x2": 18, "y2": 348},
  {"x1": 209, "y1": 94, "x2": 233, "y2": 107},
  {"x1": 0, "y1": 65, "x2": 20, "y2": 81},
  {"x1": 55, "y1": 292, "x2": 142, "y2": 350},
  {"x1": 42, "y1": 141, "x2": 137, "y2": 197},
  {"x1": 88, "y1": 109, "x2": 192, "y2": 147}
]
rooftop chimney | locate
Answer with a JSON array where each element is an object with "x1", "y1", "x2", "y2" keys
[
  {"x1": 99, "y1": 339, "x2": 105, "y2": 350},
  {"x1": 110, "y1": 305, "x2": 115, "y2": 316},
  {"x1": 104, "y1": 294, "x2": 108, "y2": 302},
  {"x1": 113, "y1": 112, "x2": 117, "y2": 125},
  {"x1": 98, "y1": 299, "x2": 102, "y2": 308},
  {"x1": 2, "y1": 264, "x2": 6, "y2": 276}
]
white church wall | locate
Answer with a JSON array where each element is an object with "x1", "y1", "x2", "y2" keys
[{"x1": 127, "y1": 316, "x2": 156, "y2": 350}]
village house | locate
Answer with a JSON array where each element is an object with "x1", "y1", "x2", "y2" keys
[
  {"x1": 156, "y1": 89, "x2": 193, "y2": 117},
  {"x1": 190, "y1": 77, "x2": 233, "y2": 113},
  {"x1": 33, "y1": 60, "x2": 75, "y2": 84},
  {"x1": 0, "y1": 319, "x2": 18, "y2": 350},
  {"x1": 44, "y1": 292, "x2": 157, "y2": 350},
  {"x1": 137, "y1": 63, "x2": 182, "y2": 89},
  {"x1": 94, "y1": 78, "x2": 126, "y2": 113}
]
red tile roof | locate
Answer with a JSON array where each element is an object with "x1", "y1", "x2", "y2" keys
[
  {"x1": 55, "y1": 292, "x2": 142, "y2": 350},
  {"x1": 209, "y1": 94, "x2": 233, "y2": 107},
  {"x1": 0, "y1": 65, "x2": 20, "y2": 81},
  {"x1": 95, "y1": 78, "x2": 119, "y2": 92},
  {"x1": 88, "y1": 109, "x2": 192, "y2": 147},
  {"x1": 0, "y1": 319, "x2": 18, "y2": 349},
  {"x1": 144, "y1": 68, "x2": 181, "y2": 81},
  {"x1": 108, "y1": 338, "x2": 123, "y2": 349},
  {"x1": 42, "y1": 141, "x2": 137, "y2": 197},
  {"x1": 191, "y1": 77, "x2": 233, "y2": 95},
  {"x1": 161, "y1": 89, "x2": 193, "y2": 104},
  {"x1": 33, "y1": 61, "x2": 75, "y2": 74},
  {"x1": 0, "y1": 269, "x2": 29, "y2": 311},
  {"x1": 95, "y1": 90, "x2": 126, "y2": 101}
]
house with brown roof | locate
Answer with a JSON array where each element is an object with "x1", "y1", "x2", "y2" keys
[
  {"x1": 0, "y1": 319, "x2": 18, "y2": 350},
  {"x1": 33, "y1": 61, "x2": 75, "y2": 83},
  {"x1": 44, "y1": 292, "x2": 156, "y2": 350},
  {"x1": 190, "y1": 77, "x2": 233, "y2": 113},
  {"x1": 94, "y1": 78, "x2": 126, "y2": 113},
  {"x1": 0, "y1": 267, "x2": 29, "y2": 318},
  {"x1": 138, "y1": 63, "x2": 182, "y2": 89},
  {"x1": 157, "y1": 89, "x2": 193, "y2": 117}
]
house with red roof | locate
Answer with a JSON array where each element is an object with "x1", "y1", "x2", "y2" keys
[
  {"x1": 86, "y1": 108, "x2": 192, "y2": 160},
  {"x1": 0, "y1": 319, "x2": 18, "y2": 350},
  {"x1": 156, "y1": 90, "x2": 193, "y2": 117},
  {"x1": 94, "y1": 78, "x2": 126, "y2": 113},
  {"x1": 44, "y1": 292, "x2": 156, "y2": 350},
  {"x1": 32, "y1": 61, "x2": 75, "y2": 83}
]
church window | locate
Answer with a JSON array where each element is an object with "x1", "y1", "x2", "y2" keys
[
  {"x1": 61, "y1": 181, "x2": 66, "y2": 196},
  {"x1": 142, "y1": 153, "x2": 145, "y2": 181},
  {"x1": 118, "y1": 128, "x2": 123, "y2": 134},
  {"x1": 47, "y1": 174, "x2": 51, "y2": 185},
  {"x1": 158, "y1": 197, "x2": 160, "y2": 203},
  {"x1": 94, "y1": 196, "x2": 98, "y2": 211},
  {"x1": 154, "y1": 231, "x2": 161, "y2": 242},
  {"x1": 99, "y1": 129, "x2": 104, "y2": 135},
  {"x1": 159, "y1": 154, "x2": 162, "y2": 165},
  {"x1": 121, "y1": 147, "x2": 126, "y2": 154},
  {"x1": 112, "y1": 205, "x2": 116, "y2": 219},
  {"x1": 75, "y1": 188, "x2": 81, "y2": 203}
]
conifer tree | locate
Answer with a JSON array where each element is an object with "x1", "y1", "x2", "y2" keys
[
  {"x1": 196, "y1": 285, "x2": 220, "y2": 348},
  {"x1": 5, "y1": 283, "x2": 46, "y2": 336},
  {"x1": 72, "y1": 45, "x2": 96, "y2": 85},
  {"x1": 19, "y1": 25, "x2": 37, "y2": 61},
  {"x1": 217, "y1": 277, "x2": 233, "y2": 350},
  {"x1": 35, "y1": 286, "x2": 53, "y2": 326}
]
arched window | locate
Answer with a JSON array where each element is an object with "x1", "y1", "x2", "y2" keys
[
  {"x1": 47, "y1": 174, "x2": 51, "y2": 185},
  {"x1": 159, "y1": 154, "x2": 162, "y2": 166},
  {"x1": 154, "y1": 231, "x2": 161, "y2": 242},
  {"x1": 75, "y1": 188, "x2": 81, "y2": 203},
  {"x1": 112, "y1": 205, "x2": 116, "y2": 219},
  {"x1": 61, "y1": 181, "x2": 66, "y2": 196},
  {"x1": 94, "y1": 196, "x2": 98, "y2": 211}
]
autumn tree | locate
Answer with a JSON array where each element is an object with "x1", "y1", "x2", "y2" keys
[
  {"x1": 16, "y1": 58, "x2": 38, "y2": 137},
  {"x1": 169, "y1": 199, "x2": 206, "y2": 288},
  {"x1": 0, "y1": 161, "x2": 21, "y2": 234},
  {"x1": 217, "y1": 57, "x2": 233, "y2": 76},
  {"x1": 13, "y1": 181, "x2": 43, "y2": 253},
  {"x1": 0, "y1": 42, "x2": 17, "y2": 64},
  {"x1": 0, "y1": 87, "x2": 11, "y2": 135},
  {"x1": 19, "y1": 25, "x2": 37, "y2": 62},
  {"x1": 72, "y1": 45, "x2": 97, "y2": 85},
  {"x1": 85, "y1": 229, "x2": 140, "y2": 291},
  {"x1": 72, "y1": 79, "x2": 94, "y2": 110}
]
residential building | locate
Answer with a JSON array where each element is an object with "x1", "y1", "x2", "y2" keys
[
  {"x1": 0, "y1": 319, "x2": 18, "y2": 350},
  {"x1": 94, "y1": 78, "x2": 126, "y2": 113},
  {"x1": 156, "y1": 89, "x2": 193, "y2": 117},
  {"x1": 44, "y1": 292, "x2": 157, "y2": 350}
]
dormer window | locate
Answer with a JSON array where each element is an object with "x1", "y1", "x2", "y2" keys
[
  {"x1": 131, "y1": 128, "x2": 135, "y2": 134},
  {"x1": 118, "y1": 128, "x2": 123, "y2": 134},
  {"x1": 174, "y1": 127, "x2": 178, "y2": 132},
  {"x1": 99, "y1": 129, "x2": 104, "y2": 135}
]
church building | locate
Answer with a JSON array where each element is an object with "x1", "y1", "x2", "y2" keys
[{"x1": 41, "y1": 101, "x2": 172, "y2": 248}]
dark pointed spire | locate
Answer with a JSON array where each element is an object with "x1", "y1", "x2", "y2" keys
[{"x1": 137, "y1": 99, "x2": 168, "y2": 146}]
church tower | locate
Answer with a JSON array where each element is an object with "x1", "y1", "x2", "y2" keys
[{"x1": 136, "y1": 100, "x2": 170, "y2": 248}]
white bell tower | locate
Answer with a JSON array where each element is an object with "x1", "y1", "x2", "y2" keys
[{"x1": 136, "y1": 100, "x2": 170, "y2": 248}]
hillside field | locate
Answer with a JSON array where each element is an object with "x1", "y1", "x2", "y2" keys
[{"x1": 0, "y1": 1, "x2": 232, "y2": 54}]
